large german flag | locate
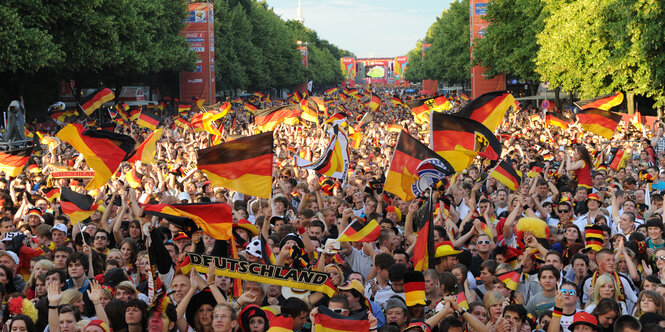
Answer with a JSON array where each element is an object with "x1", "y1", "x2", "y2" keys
[
  {"x1": 575, "y1": 92, "x2": 624, "y2": 110},
  {"x1": 142, "y1": 203, "x2": 233, "y2": 240},
  {"x1": 0, "y1": 147, "x2": 32, "y2": 177},
  {"x1": 391, "y1": 95, "x2": 404, "y2": 106},
  {"x1": 406, "y1": 99, "x2": 432, "y2": 124},
  {"x1": 369, "y1": 93, "x2": 382, "y2": 112},
  {"x1": 126, "y1": 129, "x2": 164, "y2": 164},
  {"x1": 80, "y1": 88, "x2": 114, "y2": 116},
  {"x1": 545, "y1": 112, "x2": 571, "y2": 129},
  {"x1": 385, "y1": 131, "x2": 454, "y2": 201},
  {"x1": 56, "y1": 124, "x2": 136, "y2": 189},
  {"x1": 294, "y1": 125, "x2": 350, "y2": 182},
  {"x1": 490, "y1": 160, "x2": 522, "y2": 191},
  {"x1": 324, "y1": 112, "x2": 348, "y2": 126},
  {"x1": 576, "y1": 108, "x2": 622, "y2": 139},
  {"x1": 41, "y1": 187, "x2": 61, "y2": 203},
  {"x1": 313, "y1": 306, "x2": 369, "y2": 332},
  {"x1": 337, "y1": 219, "x2": 380, "y2": 242},
  {"x1": 497, "y1": 267, "x2": 522, "y2": 291},
  {"x1": 608, "y1": 147, "x2": 629, "y2": 170},
  {"x1": 456, "y1": 91, "x2": 515, "y2": 133},
  {"x1": 300, "y1": 96, "x2": 319, "y2": 123},
  {"x1": 136, "y1": 110, "x2": 161, "y2": 131},
  {"x1": 60, "y1": 188, "x2": 98, "y2": 224},
  {"x1": 254, "y1": 105, "x2": 301, "y2": 131},
  {"x1": 430, "y1": 113, "x2": 502, "y2": 172},
  {"x1": 197, "y1": 132, "x2": 273, "y2": 198}
]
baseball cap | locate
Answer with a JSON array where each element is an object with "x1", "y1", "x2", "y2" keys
[
  {"x1": 0, "y1": 250, "x2": 19, "y2": 265},
  {"x1": 568, "y1": 312, "x2": 599, "y2": 332},
  {"x1": 87, "y1": 319, "x2": 110, "y2": 332},
  {"x1": 52, "y1": 223, "x2": 68, "y2": 234},
  {"x1": 338, "y1": 280, "x2": 364, "y2": 296},
  {"x1": 173, "y1": 232, "x2": 189, "y2": 241}
]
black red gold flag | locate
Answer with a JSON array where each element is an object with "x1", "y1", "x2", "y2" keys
[
  {"x1": 490, "y1": 160, "x2": 523, "y2": 191},
  {"x1": 80, "y1": 88, "x2": 114, "y2": 116},
  {"x1": 294, "y1": 125, "x2": 350, "y2": 182},
  {"x1": 497, "y1": 267, "x2": 522, "y2": 291},
  {"x1": 300, "y1": 97, "x2": 319, "y2": 123},
  {"x1": 337, "y1": 219, "x2": 380, "y2": 242},
  {"x1": 545, "y1": 112, "x2": 571, "y2": 129},
  {"x1": 430, "y1": 113, "x2": 501, "y2": 172},
  {"x1": 56, "y1": 124, "x2": 136, "y2": 189},
  {"x1": 576, "y1": 108, "x2": 622, "y2": 139},
  {"x1": 142, "y1": 203, "x2": 233, "y2": 240},
  {"x1": 0, "y1": 147, "x2": 32, "y2": 177},
  {"x1": 575, "y1": 92, "x2": 624, "y2": 110},
  {"x1": 136, "y1": 110, "x2": 161, "y2": 131},
  {"x1": 197, "y1": 132, "x2": 273, "y2": 199},
  {"x1": 42, "y1": 187, "x2": 61, "y2": 203},
  {"x1": 254, "y1": 105, "x2": 300, "y2": 131},
  {"x1": 313, "y1": 306, "x2": 369, "y2": 332},
  {"x1": 456, "y1": 91, "x2": 515, "y2": 133},
  {"x1": 369, "y1": 93, "x2": 382, "y2": 112},
  {"x1": 60, "y1": 188, "x2": 98, "y2": 224},
  {"x1": 385, "y1": 130, "x2": 454, "y2": 201}
]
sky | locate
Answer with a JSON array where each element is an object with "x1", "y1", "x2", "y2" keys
[{"x1": 265, "y1": 0, "x2": 452, "y2": 58}]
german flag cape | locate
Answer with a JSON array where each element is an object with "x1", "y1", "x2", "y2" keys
[
  {"x1": 490, "y1": 160, "x2": 523, "y2": 191},
  {"x1": 197, "y1": 132, "x2": 273, "y2": 199},
  {"x1": 136, "y1": 110, "x2": 161, "y2": 131},
  {"x1": 575, "y1": 92, "x2": 624, "y2": 111},
  {"x1": 497, "y1": 267, "x2": 522, "y2": 291},
  {"x1": 576, "y1": 108, "x2": 622, "y2": 139},
  {"x1": 456, "y1": 90, "x2": 514, "y2": 133},
  {"x1": 545, "y1": 112, "x2": 571, "y2": 129},
  {"x1": 60, "y1": 188, "x2": 98, "y2": 224},
  {"x1": 254, "y1": 105, "x2": 301, "y2": 131},
  {"x1": 142, "y1": 203, "x2": 233, "y2": 240},
  {"x1": 313, "y1": 306, "x2": 369, "y2": 332},
  {"x1": 0, "y1": 147, "x2": 32, "y2": 177},
  {"x1": 56, "y1": 124, "x2": 136, "y2": 189},
  {"x1": 182, "y1": 253, "x2": 337, "y2": 297},
  {"x1": 337, "y1": 219, "x2": 380, "y2": 242},
  {"x1": 126, "y1": 129, "x2": 164, "y2": 164},
  {"x1": 294, "y1": 125, "x2": 350, "y2": 182},
  {"x1": 79, "y1": 88, "x2": 114, "y2": 116},
  {"x1": 430, "y1": 113, "x2": 501, "y2": 173},
  {"x1": 385, "y1": 130, "x2": 455, "y2": 201}
]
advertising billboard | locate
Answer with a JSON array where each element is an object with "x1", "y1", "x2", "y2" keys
[
  {"x1": 470, "y1": 0, "x2": 505, "y2": 98},
  {"x1": 393, "y1": 56, "x2": 408, "y2": 82},
  {"x1": 180, "y1": 2, "x2": 216, "y2": 104},
  {"x1": 340, "y1": 57, "x2": 357, "y2": 81}
]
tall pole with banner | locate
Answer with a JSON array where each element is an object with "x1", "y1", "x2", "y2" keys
[{"x1": 180, "y1": 2, "x2": 216, "y2": 104}]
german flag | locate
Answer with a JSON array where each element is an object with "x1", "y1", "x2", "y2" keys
[
  {"x1": 116, "y1": 104, "x2": 129, "y2": 121},
  {"x1": 575, "y1": 92, "x2": 624, "y2": 110},
  {"x1": 56, "y1": 124, "x2": 136, "y2": 190},
  {"x1": 60, "y1": 188, "x2": 99, "y2": 224},
  {"x1": 412, "y1": 197, "x2": 435, "y2": 272},
  {"x1": 300, "y1": 97, "x2": 319, "y2": 123},
  {"x1": 337, "y1": 219, "x2": 380, "y2": 242},
  {"x1": 386, "y1": 124, "x2": 402, "y2": 133},
  {"x1": 294, "y1": 125, "x2": 350, "y2": 181},
  {"x1": 430, "y1": 113, "x2": 502, "y2": 172},
  {"x1": 313, "y1": 306, "x2": 369, "y2": 332},
  {"x1": 201, "y1": 111, "x2": 225, "y2": 136},
  {"x1": 406, "y1": 99, "x2": 432, "y2": 124},
  {"x1": 193, "y1": 97, "x2": 205, "y2": 110},
  {"x1": 156, "y1": 102, "x2": 166, "y2": 111},
  {"x1": 460, "y1": 93, "x2": 470, "y2": 102},
  {"x1": 136, "y1": 110, "x2": 161, "y2": 131},
  {"x1": 197, "y1": 132, "x2": 273, "y2": 199},
  {"x1": 291, "y1": 91, "x2": 302, "y2": 103},
  {"x1": 391, "y1": 95, "x2": 404, "y2": 106},
  {"x1": 41, "y1": 187, "x2": 60, "y2": 203},
  {"x1": 231, "y1": 97, "x2": 243, "y2": 104},
  {"x1": 608, "y1": 147, "x2": 629, "y2": 170},
  {"x1": 80, "y1": 88, "x2": 114, "y2": 116},
  {"x1": 254, "y1": 105, "x2": 301, "y2": 131},
  {"x1": 456, "y1": 91, "x2": 515, "y2": 133},
  {"x1": 260, "y1": 233, "x2": 276, "y2": 264},
  {"x1": 126, "y1": 129, "x2": 164, "y2": 164},
  {"x1": 576, "y1": 108, "x2": 622, "y2": 139},
  {"x1": 253, "y1": 92, "x2": 265, "y2": 101},
  {"x1": 490, "y1": 160, "x2": 522, "y2": 191},
  {"x1": 324, "y1": 87, "x2": 338, "y2": 95},
  {"x1": 126, "y1": 167, "x2": 142, "y2": 189},
  {"x1": 347, "y1": 88, "x2": 359, "y2": 96},
  {"x1": 339, "y1": 93, "x2": 348, "y2": 101},
  {"x1": 0, "y1": 147, "x2": 31, "y2": 177},
  {"x1": 324, "y1": 112, "x2": 348, "y2": 125},
  {"x1": 269, "y1": 315, "x2": 293, "y2": 332},
  {"x1": 142, "y1": 202, "x2": 233, "y2": 240},
  {"x1": 385, "y1": 131, "x2": 454, "y2": 201},
  {"x1": 129, "y1": 108, "x2": 141, "y2": 121},
  {"x1": 369, "y1": 93, "x2": 382, "y2": 112},
  {"x1": 175, "y1": 117, "x2": 192, "y2": 130},
  {"x1": 50, "y1": 111, "x2": 67, "y2": 122},
  {"x1": 178, "y1": 103, "x2": 191, "y2": 114},
  {"x1": 497, "y1": 267, "x2": 522, "y2": 291},
  {"x1": 545, "y1": 112, "x2": 571, "y2": 129},
  {"x1": 190, "y1": 112, "x2": 205, "y2": 132},
  {"x1": 244, "y1": 102, "x2": 259, "y2": 114},
  {"x1": 354, "y1": 113, "x2": 373, "y2": 132}
]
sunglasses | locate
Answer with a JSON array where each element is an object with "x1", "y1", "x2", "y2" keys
[
  {"x1": 95, "y1": 236, "x2": 107, "y2": 240},
  {"x1": 656, "y1": 256, "x2": 665, "y2": 261},
  {"x1": 558, "y1": 209, "x2": 570, "y2": 213},
  {"x1": 560, "y1": 288, "x2": 576, "y2": 296},
  {"x1": 331, "y1": 308, "x2": 348, "y2": 314},
  {"x1": 477, "y1": 240, "x2": 492, "y2": 245}
]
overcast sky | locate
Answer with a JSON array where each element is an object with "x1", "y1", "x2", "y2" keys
[{"x1": 266, "y1": 0, "x2": 452, "y2": 58}]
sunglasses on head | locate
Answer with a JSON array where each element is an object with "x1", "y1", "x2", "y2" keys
[{"x1": 560, "y1": 288, "x2": 576, "y2": 296}]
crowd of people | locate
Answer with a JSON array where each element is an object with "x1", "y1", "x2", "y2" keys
[{"x1": 0, "y1": 86, "x2": 661, "y2": 332}]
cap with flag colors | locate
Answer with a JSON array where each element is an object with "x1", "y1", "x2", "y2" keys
[
  {"x1": 585, "y1": 224, "x2": 604, "y2": 252},
  {"x1": 0, "y1": 147, "x2": 32, "y2": 177},
  {"x1": 490, "y1": 160, "x2": 523, "y2": 191},
  {"x1": 430, "y1": 113, "x2": 502, "y2": 172},
  {"x1": 384, "y1": 130, "x2": 454, "y2": 201},
  {"x1": 337, "y1": 219, "x2": 380, "y2": 242},
  {"x1": 197, "y1": 132, "x2": 273, "y2": 199},
  {"x1": 404, "y1": 271, "x2": 429, "y2": 307},
  {"x1": 455, "y1": 90, "x2": 515, "y2": 133},
  {"x1": 434, "y1": 241, "x2": 461, "y2": 258},
  {"x1": 56, "y1": 124, "x2": 136, "y2": 190},
  {"x1": 576, "y1": 109, "x2": 623, "y2": 139},
  {"x1": 80, "y1": 88, "x2": 114, "y2": 116},
  {"x1": 60, "y1": 188, "x2": 99, "y2": 224}
]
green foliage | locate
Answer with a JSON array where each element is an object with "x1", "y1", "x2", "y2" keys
[{"x1": 472, "y1": 0, "x2": 545, "y2": 81}]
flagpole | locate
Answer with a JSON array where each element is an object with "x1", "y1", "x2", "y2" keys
[{"x1": 426, "y1": 186, "x2": 435, "y2": 270}]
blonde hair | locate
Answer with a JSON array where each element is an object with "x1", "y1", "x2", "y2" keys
[
  {"x1": 483, "y1": 290, "x2": 506, "y2": 309},
  {"x1": 58, "y1": 289, "x2": 83, "y2": 306},
  {"x1": 588, "y1": 274, "x2": 619, "y2": 306},
  {"x1": 106, "y1": 248, "x2": 125, "y2": 266},
  {"x1": 25, "y1": 259, "x2": 55, "y2": 289},
  {"x1": 214, "y1": 303, "x2": 238, "y2": 321}
]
